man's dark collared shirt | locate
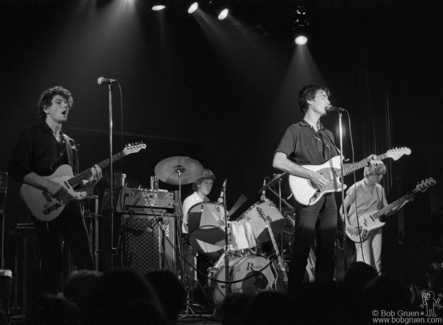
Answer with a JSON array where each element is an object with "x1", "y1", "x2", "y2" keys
[
  {"x1": 8, "y1": 119, "x2": 78, "y2": 182},
  {"x1": 275, "y1": 119, "x2": 339, "y2": 166}
]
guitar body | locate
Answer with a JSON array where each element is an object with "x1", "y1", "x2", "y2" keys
[
  {"x1": 20, "y1": 165, "x2": 87, "y2": 222},
  {"x1": 289, "y1": 156, "x2": 346, "y2": 206},
  {"x1": 346, "y1": 210, "x2": 386, "y2": 243}
]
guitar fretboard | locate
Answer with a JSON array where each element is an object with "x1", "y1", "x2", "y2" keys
[
  {"x1": 67, "y1": 151, "x2": 126, "y2": 188},
  {"x1": 340, "y1": 153, "x2": 390, "y2": 177}
]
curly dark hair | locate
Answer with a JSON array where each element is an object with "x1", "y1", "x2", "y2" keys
[
  {"x1": 37, "y1": 86, "x2": 73, "y2": 120},
  {"x1": 298, "y1": 84, "x2": 330, "y2": 114}
]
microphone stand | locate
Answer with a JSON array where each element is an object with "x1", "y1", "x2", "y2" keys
[
  {"x1": 338, "y1": 111, "x2": 348, "y2": 275},
  {"x1": 107, "y1": 83, "x2": 116, "y2": 269}
]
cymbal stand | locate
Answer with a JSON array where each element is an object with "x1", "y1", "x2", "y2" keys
[{"x1": 173, "y1": 166, "x2": 185, "y2": 284}]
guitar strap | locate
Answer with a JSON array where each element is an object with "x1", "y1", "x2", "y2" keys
[{"x1": 63, "y1": 134, "x2": 79, "y2": 175}]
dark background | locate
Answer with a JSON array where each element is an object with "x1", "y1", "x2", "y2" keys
[{"x1": 1, "y1": 0, "x2": 442, "y2": 275}]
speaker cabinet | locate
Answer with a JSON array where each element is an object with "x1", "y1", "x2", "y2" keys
[{"x1": 121, "y1": 215, "x2": 177, "y2": 276}]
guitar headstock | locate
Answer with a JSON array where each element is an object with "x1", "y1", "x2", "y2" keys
[
  {"x1": 123, "y1": 142, "x2": 146, "y2": 156},
  {"x1": 386, "y1": 147, "x2": 411, "y2": 161},
  {"x1": 415, "y1": 177, "x2": 437, "y2": 193}
]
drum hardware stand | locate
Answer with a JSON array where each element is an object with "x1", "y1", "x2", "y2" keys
[
  {"x1": 260, "y1": 176, "x2": 295, "y2": 228},
  {"x1": 257, "y1": 207, "x2": 288, "y2": 290},
  {"x1": 174, "y1": 168, "x2": 186, "y2": 288}
]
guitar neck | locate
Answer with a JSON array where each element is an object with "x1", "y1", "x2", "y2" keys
[
  {"x1": 67, "y1": 151, "x2": 126, "y2": 188},
  {"x1": 341, "y1": 153, "x2": 390, "y2": 177},
  {"x1": 372, "y1": 189, "x2": 416, "y2": 220}
]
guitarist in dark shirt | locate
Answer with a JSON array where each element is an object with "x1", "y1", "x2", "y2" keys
[
  {"x1": 8, "y1": 86, "x2": 102, "y2": 294},
  {"x1": 273, "y1": 84, "x2": 380, "y2": 296}
]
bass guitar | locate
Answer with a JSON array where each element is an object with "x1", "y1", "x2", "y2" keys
[
  {"x1": 346, "y1": 177, "x2": 436, "y2": 243},
  {"x1": 21, "y1": 143, "x2": 146, "y2": 222},
  {"x1": 289, "y1": 147, "x2": 411, "y2": 206}
]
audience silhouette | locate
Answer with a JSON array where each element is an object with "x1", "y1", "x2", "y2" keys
[
  {"x1": 15, "y1": 258, "x2": 443, "y2": 324},
  {"x1": 145, "y1": 269, "x2": 187, "y2": 325}
]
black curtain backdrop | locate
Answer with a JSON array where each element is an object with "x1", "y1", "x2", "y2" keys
[{"x1": 1, "y1": 0, "x2": 442, "y2": 273}]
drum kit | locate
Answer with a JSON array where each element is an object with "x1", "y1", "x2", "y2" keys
[{"x1": 154, "y1": 156, "x2": 291, "y2": 306}]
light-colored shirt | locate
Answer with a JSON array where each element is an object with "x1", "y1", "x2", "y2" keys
[
  {"x1": 182, "y1": 191, "x2": 207, "y2": 233},
  {"x1": 346, "y1": 179, "x2": 388, "y2": 219}
]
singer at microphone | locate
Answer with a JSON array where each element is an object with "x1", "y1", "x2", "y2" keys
[
  {"x1": 272, "y1": 84, "x2": 382, "y2": 294},
  {"x1": 8, "y1": 85, "x2": 104, "y2": 294},
  {"x1": 97, "y1": 77, "x2": 117, "y2": 85}
]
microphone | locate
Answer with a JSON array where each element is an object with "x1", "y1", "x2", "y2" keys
[
  {"x1": 325, "y1": 105, "x2": 346, "y2": 112},
  {"x1": 97, "y1": 77, "x2": 117, "y2": 85},
  {"x1": 217, "y1": 179, "x2": 227, "y2": 204},
  {"x1": 260, "y1": 177, "x2": 266, "y2": 201},
  {"x1": 146, "y1": 216, "x2": 163, "y2": 233}
]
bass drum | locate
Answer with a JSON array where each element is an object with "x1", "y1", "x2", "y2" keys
[{"x1": 207, "y1": 255, "x2": 275, "y2": 305}]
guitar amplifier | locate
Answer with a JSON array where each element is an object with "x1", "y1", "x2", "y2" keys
[
  {"x1": 121, "y1": 214, "x2": 178, "y2": 276},
  {"x1": 100, "y1": 187, "x2": 180, "y2": 216}
]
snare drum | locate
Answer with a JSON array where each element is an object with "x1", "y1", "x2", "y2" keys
[
  {"x1": 188, "y1": 202, "x2": 226, "y2": 254},
  {"x1": 240, "y1": 200, "x2": 286, "y2": 243},
  {"x1": 207, "y1": 254, "x2": 275, "y2": 305}
]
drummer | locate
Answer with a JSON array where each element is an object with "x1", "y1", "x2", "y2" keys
[
  {"x1": 182, "y1": 169, "x2": 216, "y2": 234},
  {"x1": 181, "y1": 169, "x2": 219, "y2": 305}
]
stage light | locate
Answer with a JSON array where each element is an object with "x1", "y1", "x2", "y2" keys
[
  {"x1": 152, "y1": 1, "x2": 168, "y2": 11},
  {"x1": 217, "y1": 8, "x2": 229, "y2": 20},
  {"x1": 188, "y1": 2, "x2": 199, "y2": 14},
  {"x1": 292, "y1": 5, "x2": 309, "y2": 45},
  {"x1": 295, "y1": 35, "x2": 308, "y2": 45},
  {"x1": 152, "y1": 5, "x2": 166, "y2": 11}
]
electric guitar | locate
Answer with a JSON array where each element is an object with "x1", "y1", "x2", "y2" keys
[
  {"x1": 289, "y1": 147, "x2": 411, "y2": 206},
  {"x1": 21, "y1": 143, "x2": 146, "y2": 222},
  {"x1": 346, "y1": 177, "x2": 436, "y2": 243},
  {"x1": 257, "y1": 206, "x2": 288, "y2": 290}
]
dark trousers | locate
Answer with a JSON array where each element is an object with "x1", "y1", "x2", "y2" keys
[
  {"x1": 288, "y1": 194, "x2": 337, "y2": 296},
  {"x1": 31, "y1": 202, "x2": 94, "y2": 294}
]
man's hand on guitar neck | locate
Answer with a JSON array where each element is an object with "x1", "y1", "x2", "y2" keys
[
  {"x1": 81, "y1": 165, "x2": 103, "y2": 188},
  {"x1": 366, "y1": 154, "x2": 382, "y2": 167}
]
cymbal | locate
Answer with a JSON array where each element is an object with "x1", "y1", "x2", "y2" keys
[{"x1": 155, "y1": 156, "x2": 204, "y2": 185}]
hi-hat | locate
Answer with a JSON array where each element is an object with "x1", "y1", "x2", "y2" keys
[{"x1": 155, "y1": 156, "x2": 204, "y2": 185}]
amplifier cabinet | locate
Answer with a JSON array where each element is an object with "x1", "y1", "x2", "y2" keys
[{"x1": 121, "y1": 215, "x2": 177, "y2": 276}]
